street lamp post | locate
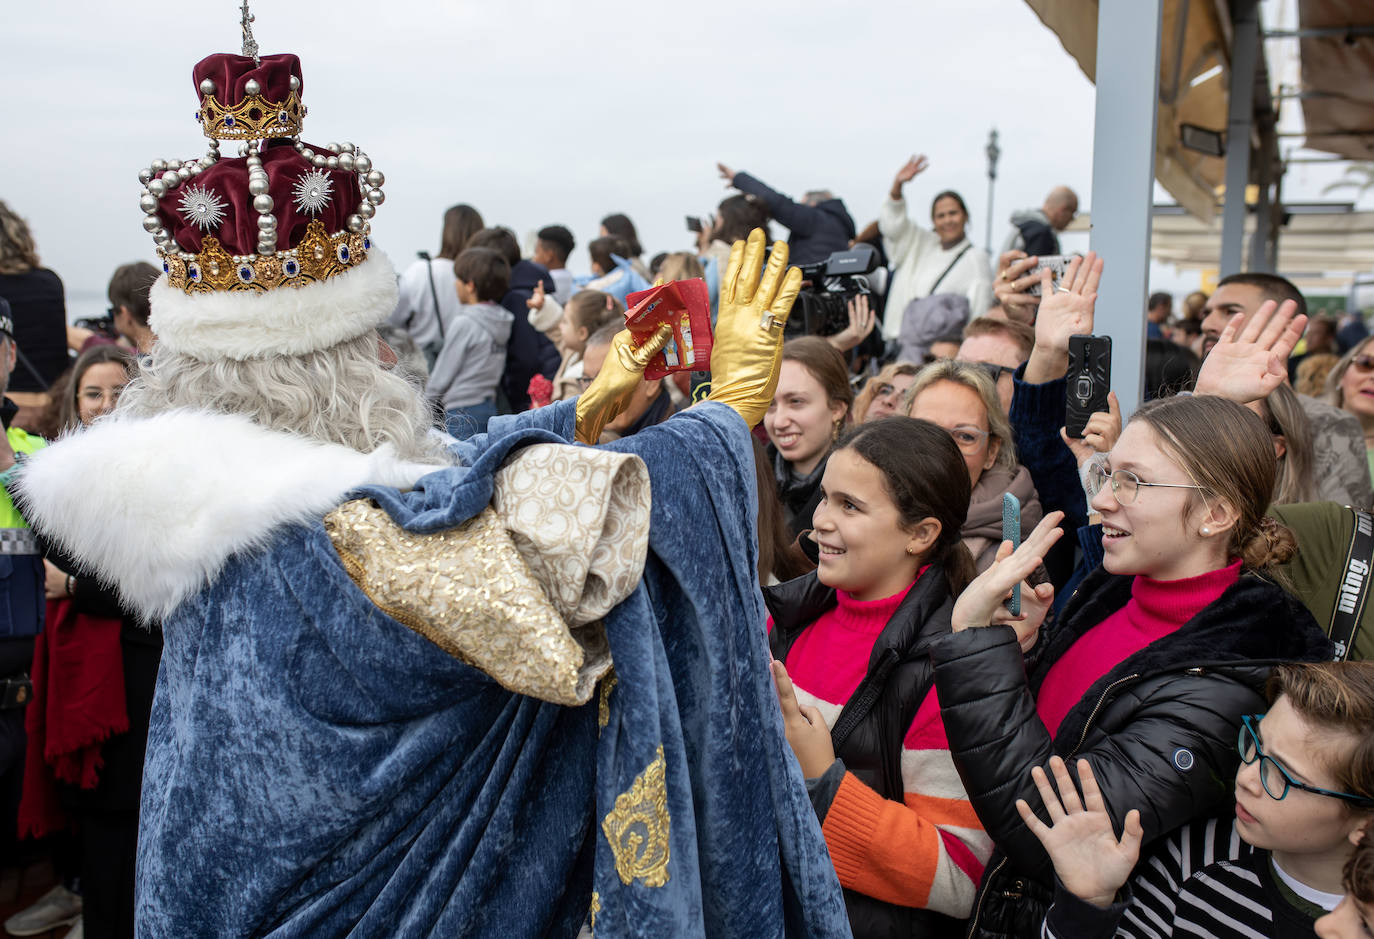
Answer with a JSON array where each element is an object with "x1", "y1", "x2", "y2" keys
[{"x1": 985, "y1": 128, "x2": 1001, "y2": 255}]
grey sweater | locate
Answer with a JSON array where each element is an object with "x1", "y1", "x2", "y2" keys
[{"x1": 424, "y1": 301, "x2": 513, "y2": 410}]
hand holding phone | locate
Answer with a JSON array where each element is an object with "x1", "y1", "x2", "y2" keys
[
  {"x1": 1065, "y1": 335, "x2": 1113, "y2": 438},
  {"x1": 1002, "y1": 492, "x2": 1022, "y2": 616}
]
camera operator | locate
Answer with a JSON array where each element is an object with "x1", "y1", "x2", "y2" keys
[{"x1": 716, "y1": 162, "x2": 854, "y2": 266}]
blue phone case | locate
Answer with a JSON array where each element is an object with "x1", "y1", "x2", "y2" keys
[{"x1": 1002, "y1": 493, "x2": 1022, "y2": 615}]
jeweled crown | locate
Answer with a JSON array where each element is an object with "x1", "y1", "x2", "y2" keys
[{"x1": 137, "y1": 12, "x2": 385, "y2": 296}]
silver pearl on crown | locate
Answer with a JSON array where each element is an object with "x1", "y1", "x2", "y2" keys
[
  {"x1": 142, "y1": 215, "x2": 162, "y2": 233},
  {"x1": 354, "y1": 155, "x2": 372, "y2": 174},
  {"x1": 199, "y1": 78, "x2": 217, "y2": 96},
  {"x1": 244, "y1": 79, "x2": 261, "y2": 96},
  {"x1": 365, "y1": 188, "x2": 385, "y2": 206},
  {"x1": 138, "y1": 168, "x2": 154, "y2": 184},
  {"x1": 185, "y1": 163, "x2": 202, "y2": 177},
  {"x1": 248, "y1": 178, "x2": 269, "y2": 196},
  {"x1": 338, "y1": 152, "x2": 355, "y2": 171},
  {"x1": 162, "y1": 171, "x2": 182, "y2": 188},
  {"x1": 139, "y1": 192, "x2": 158, "y2": 213},
  {"x1": 340, "y1": 141, "x2": 355, "y2": 153},
  {"x1": 148, "y1": 179, "x2": 167, "y2": 197},
  {"x1": 257, "y1": 215, "x2": 277, "y2": 232},
  {"x1": 326, "y1": 156, "x2": 339, "y2": 170},
  {"x1": 258, "y1": 240, "x2": 276, "y2": 255},
  {"x1": 312, "y1": 155, "x2": 327, "y2": 168},
  {"x1": 300, "y1": 148, "x2": 315, "y2": 159},
  {"x1": 326, "y1": 142, "x2": 340, "y2": 153},
  {"x1": 358, "y1": 202, "x2": 375, "y2": 219},
  {"x1": 289, "y1": 75, "x2": 301, "y2": 92},
  {"x1": 253, "y1": 194, "x2": 274, "y2": 213},
  {"x1": 365, "y1": 170, "x2": 385, "y2": 187},
  {"x1": 152, "y1": 159, "x2": 168, "y2": 172},
  {"x1": 346, "y1": 214, "x2": 365, "y2": 233}
]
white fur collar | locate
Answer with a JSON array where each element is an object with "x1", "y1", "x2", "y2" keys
[{"x1": 16, "y1": 409, "x2": 443, "y2": 621}]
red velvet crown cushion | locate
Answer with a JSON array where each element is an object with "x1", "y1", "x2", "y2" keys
[
  {"x1": 193, "y1": 53, "x2": 302, "y2": 106},
  {"x1": 156, "y1": 143, "x2": 358, "y2": 256}
]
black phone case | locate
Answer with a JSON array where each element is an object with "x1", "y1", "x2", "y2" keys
[{"x1": 1065, "y1": 334, "x2": 1112, "y2": 438}]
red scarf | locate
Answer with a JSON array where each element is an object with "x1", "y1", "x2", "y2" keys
[{"x1": 17, "y1": 597, "x2": 128, "y2": 839}]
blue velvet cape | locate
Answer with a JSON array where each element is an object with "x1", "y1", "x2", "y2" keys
[{"x1": 135, "y1": 401, "x2": 850, "y2": 938}]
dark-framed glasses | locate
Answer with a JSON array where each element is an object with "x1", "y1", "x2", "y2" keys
[
  {"x1": 1238, "y1": 715, "x2": 1374, "y2": 808},
  {"x1": 973, "y1": 361, "x2": 1017, "y2": 383},
  {"x1": 1086, "y1": 462, "x2": 1207, "y2": 505},
  {"x1": 1348, "y1": 354, "x2": 1374, "y2": 374}
]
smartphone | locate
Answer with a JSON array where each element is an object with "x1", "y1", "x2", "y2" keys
[
  {"x1": 1024, "y1": 254, "x2": 1072, "y2": 297},
  {"x1": 686, "y1": 216, "x2": 703, "y2": 233},
  {"x1": 1065, "y1": 334, "x2": 1113, "y2": 438},
  {"x1": 1002, "y1": 492, "x2": 1022, "y2": 616}
]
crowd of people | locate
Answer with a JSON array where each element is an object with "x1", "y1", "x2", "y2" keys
[{"x1": 2, "y1": 118, "x2": 1374, "y2": 939}]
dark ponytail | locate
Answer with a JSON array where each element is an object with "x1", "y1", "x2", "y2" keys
[{"x1": 835, "y1": 418, "x2": 972, "y2": 596}]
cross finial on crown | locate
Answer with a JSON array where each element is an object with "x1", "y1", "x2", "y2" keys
[{"x1": 240, "y1": 1, "x2": 260, "y2": 65}]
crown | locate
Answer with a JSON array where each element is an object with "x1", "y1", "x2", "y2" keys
[{"x1": 136, "y1": 5, "x2": 395, "y2": 361}]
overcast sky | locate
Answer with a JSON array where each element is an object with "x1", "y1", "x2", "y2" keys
[{"x1": 6, "y1": 0, "x2": 1364, "y2": 316}]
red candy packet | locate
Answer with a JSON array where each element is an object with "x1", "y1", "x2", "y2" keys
[{"x1": 624, "y1": 278, "x2": 713, "y2": 381}]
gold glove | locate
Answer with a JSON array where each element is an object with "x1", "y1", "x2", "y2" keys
[
  {"x1": 574, "y1": 324, "x2": 674, "y2": 445},
  {"x1": 706, "y1": 229, "x2": 802, "y2": 426}
]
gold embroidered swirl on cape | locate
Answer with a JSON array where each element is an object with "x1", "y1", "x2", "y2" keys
[
  {"x1": 601, "y1": 745, "x2": 671, "y2": 888},
  {"x1": 324, "y1": 443, "x2": 651, "y2": 706}
]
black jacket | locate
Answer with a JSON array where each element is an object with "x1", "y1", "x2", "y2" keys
[
  {"x1": 733, "y1": 172, "x2": 856, "y2": 266},
  {"x1": 930, "y1": 566, "x2": 1334, "y2": 939},
  {"x1": 767, "y1": 567, "x2": 968, "y2": 939},
  {"x1": 772, "y1": 446, "x2": 829, "y2": 540},
  {"x1": 499, "y1": 260, "x2": 560, "y2": 412}
]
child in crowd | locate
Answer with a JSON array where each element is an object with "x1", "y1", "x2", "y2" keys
[
  {"x1": 531, "y1": 224, "x2": 575, "y2": 304},
  {"x1": 1019, "y1": 661, "x2": 1374, "y2": 938},
  {"x1": 768, "y1": 417, "x2": 993, "y2": 937},
  {"x1": 550, "y1": 290, "x2": 621, "y2": 402},
  {"x1": 1319, "y1": 830, "x2": 1374, "y2": 937},
  {"x1": 425, "y1": 246, "x2": 513, "y2": 440}
]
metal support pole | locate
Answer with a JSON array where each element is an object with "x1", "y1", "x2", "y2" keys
[
  {"x1": 1088, "y1": 0, "x2": 1163, "y2": 417},
  {"x1": 1221, "y1": 0, "x2": 1259, "y2": 275},
  {"x1": 1249, "y1": 135, "x2": 1273, "y2": 272},
  {"x1": 985, "y1": 128, "x2": 1000, "y2": 254}
]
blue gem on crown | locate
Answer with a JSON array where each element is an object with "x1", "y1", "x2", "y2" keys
[
  {"x1": 336, "y1": 244, "x2": 350, "y2": 264},
  {"x1": 283, "y1": 258, "x2": 298, "y2": 276}
]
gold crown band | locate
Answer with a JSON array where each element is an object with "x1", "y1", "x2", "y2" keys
[
  {"x1": 198, "y1": 90, "x2": 305, "y2": 141},
  {"x1": 161, "y1": 219, "x2": 369, "y2": 293}
]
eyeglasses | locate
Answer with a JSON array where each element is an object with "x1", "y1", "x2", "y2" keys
[
  {"x1": 945, "y1": 425, "x2": 990, "y2": 454},
  {"x1": 1238, "y1": 715, "x2": 1374, "y2": 808},
  {"x1": 973, "y1": 361, "x2": 1017, "y2": 383},
  {"x1": 1086, "y1": 462, "x2": 1208, "y2": 505},
  {"x1": 574, "y1": 374, "x2": 596, "y2": 389},
  {"x1": 871, "y1": 382, "x2": 905, "y2": 399},
  {"x1": 1348, "y1": 354, "x2": 1374, "y2": 374}
]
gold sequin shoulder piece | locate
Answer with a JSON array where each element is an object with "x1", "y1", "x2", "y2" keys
[{"x1": 324, "y1": 443, "x2": 652, "y2": 706}]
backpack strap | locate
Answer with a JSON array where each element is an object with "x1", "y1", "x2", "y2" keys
[
  {"x1": 1330, "y1": 508, "x2": 1374, "y2": 661},
  {"x1": 928, "y1": 244, "x2": 972, "y2": 296}
]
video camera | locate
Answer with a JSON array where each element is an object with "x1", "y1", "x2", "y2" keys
[{"x1": 786, "y1": 243, "x2": 881, "y2": 338}]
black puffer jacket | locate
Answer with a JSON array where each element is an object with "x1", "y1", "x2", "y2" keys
[
  {"x1": 767, "y1": 566, "x2": 970, "y2": 939},
  {"x1": 930, "y1": 567, "x2": 1334, "y2": 939}
]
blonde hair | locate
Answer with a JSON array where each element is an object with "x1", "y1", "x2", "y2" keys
[
  {"x1": 853, "y1": 362, "x2": 919, "y2": 423},
  {"x1": 657, "y1": 252, "x2": 705, "y2": 283},
  {"x1": 0, "y1": 201, "x2": 39, "y2": 275},
  {"x1": 118, "y1": 332, "x2": 445, "y2": 464},
  {"x1": 903, "y1": 359, "x2": 1017, "y2": 471},
  {"x1": 1131, "y1": 395, "x2": 1294, "y2": 571},
  {"x1": 1325, "y1": 336, "x2": 1374, "y2": 410}
]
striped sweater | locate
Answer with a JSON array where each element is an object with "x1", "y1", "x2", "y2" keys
[
  {"x1": 783, "y1": 582, "x2": 992, "y2": 916},
  {"x1": 1042, "y1": 816, "x2": 1325, "y2": 938}
]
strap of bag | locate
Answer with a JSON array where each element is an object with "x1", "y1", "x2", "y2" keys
[
  {"x1": 1330, "y1": 508, "x2": 1374, "y2": 661},
  {"x1": 423, "y1": 257, "x2": 446, "y2": 343},
  {"x1": 928, "y1": 244, "x2": 972, "y2": 296}
]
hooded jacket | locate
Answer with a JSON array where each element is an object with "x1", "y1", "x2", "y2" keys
[
  {"x1": 425, "y1": 300, "x2": 513, "y2": 411},
  {"x1": 732, "y1": 172, "x2": 856, "y2": 266},
  {"x1": 500, "y1": 260, "x2": 561, "y2": 412},
  {"x1": 930, "y1": 566, "x2": 1333, "y2": 939},
  {"x1": 1000, "y1": 209, "x2": 1059, "y2": 259}
]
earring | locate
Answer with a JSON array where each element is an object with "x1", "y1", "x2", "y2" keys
[
  {"x1": 905, "y1": 546, "x2": 916, "y2": 555},
  {"x1": 1201, "y1": 526, "x2": 1210, "y2": 536}
]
